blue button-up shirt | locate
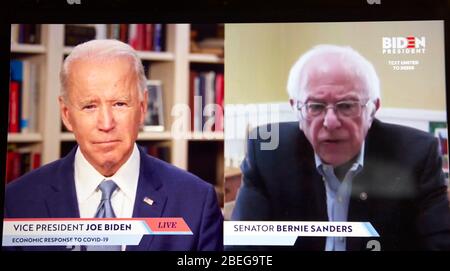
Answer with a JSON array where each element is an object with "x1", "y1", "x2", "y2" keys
[{"x1": 314, "y1": 142, "x2": 365, "y2": 251}]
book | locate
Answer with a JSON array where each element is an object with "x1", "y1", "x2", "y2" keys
[
  {"x1": 9, "y1": 81, "x2": 20, "y2": 133},
  {"x1": 5, "y1": 144, "x2": 42, "y2": 184},
  {"x1": 215, "y1": 73, "x2": 224, "y2": 131},
  {"x1": 21, "y1": 61, "x2": 31, "y2": 132},
  {"x1": 28, "y1": 62, "x2": 40, "y2": 132},
  {"x1": 16, "y1": 24, "x2": 41, "y2": 44},
  {"x1": 144, "y1": 24, "x2": 153, "y2": 51},
  {"x1": 204, "y1": 71, "x2": 216, "y2": 132},
  {"x1": 153, "y1": 24, "x2": 165, "y2": 52},
  {"x1": 64, "y1": 25, "x2": 96, "y2": 46}
]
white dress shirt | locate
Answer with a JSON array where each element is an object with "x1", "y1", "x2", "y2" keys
[
  {"x1": 314, "y1": 142, "x2": 365, "y2": 251},
  {"x1": 74, "y1": 144, "x2": 140, "y2": 250}
]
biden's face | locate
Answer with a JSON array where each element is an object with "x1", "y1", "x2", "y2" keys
[
  {"x1": 60, "y1": 57, "x2": 147, "y2": 177},
  {"x1": 297, "y1": 55, "x2": 377, "y2": 167}
]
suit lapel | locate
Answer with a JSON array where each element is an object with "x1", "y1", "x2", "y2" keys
[
  {"x1": 45, "y1": 147, "x2": 80, "y2": 218},
  {"x1": 347, "y1": 169, "x2": 372, "y2": 251},
  {"x1": 41, "y1": 147, "x2": 80, "y2": 251},
  {"x1": 305, "y1": 168, "x2": 328, "y2": 250},
  {"x1": 347, "y1": 127, "x2": 378, "y2": 251},
  {"x1": 294, "y1": 134, "x2": 328, "y2": 250},
  {"x1": 127, "y1": 147, "x2": 167, "y2": 251},
  {"x1": 306, "y1": 166, "x2": 328, "y2": 222},
  {"x1": 296, "y1": 132, "x2": 328, "y2": 222}
]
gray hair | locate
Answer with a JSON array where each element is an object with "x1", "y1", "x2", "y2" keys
[
  {"x1": 287, "y1": 44, "x2": 380, "y2": 102},
  {"x1": 60, "y1": 39, "x2": 147, "y2": 101}
]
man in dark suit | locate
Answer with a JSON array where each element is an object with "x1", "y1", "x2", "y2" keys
[
  {"x1": 231, "y1": 44, "x2": 450, "y2": 250},
  {"x1": 4, "y1": 39, "x2": 223, "y2": 251}
]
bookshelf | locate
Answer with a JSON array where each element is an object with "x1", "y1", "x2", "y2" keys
[
  {"x1": 7, "y1": 133, "x2": 43, "y2": 143},
  {"x1": 11, "y1": 44, "x2": 46, "y2": 54},
  {"x1": 189, "y1": 53, "x2": 224, "y2": 64},
  {"x1": 8, "y1": 24, "x2": 225, "y2": 196}
]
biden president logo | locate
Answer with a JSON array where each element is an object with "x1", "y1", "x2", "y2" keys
[{"x1": 382, "y1": 36, "x2": 426, "y2": 54}]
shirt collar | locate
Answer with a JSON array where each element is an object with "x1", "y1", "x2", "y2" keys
[
  {"x1": 74, "y1": 143, "x2": 140, "y2": 203},
  {"x1": 111, "y1": 144, "x2": 140, "y2": 201},
  {"x1": 314, "y1": 141, "x2": 365, "y2": 176}
]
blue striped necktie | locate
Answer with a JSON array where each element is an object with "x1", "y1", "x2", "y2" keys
[
  {"x1": 86, "y1": 180, "x2": 121, "y2": 251},
  {"x1": 95, "y1": 180, "x2": 118, "y2": 218}
]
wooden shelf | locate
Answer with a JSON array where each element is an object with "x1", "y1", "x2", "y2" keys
[
  {"x1": 64, "y1": 46, "x2": 175, "y2": 61},
  {"x1": 189, "y1": 53, "x2": 223, "y2": 64},
  {"x1": 8, "y1": 133, "x2": 43, "y2": 143},
  {"x1": 138, "y1": 131, "x2": 173, "y2": 140},
  {"x1": 137, "y1": 51, "x2": 175, "y2": 61},
  {"x1": 11, "y1": 43, "x2": 46, "y2": 54},
  {"x1": 188, "y1": 132, "x2": 224, "y2": 141},
  {"x1": 60, "y1": 132, "x2": 75, "y2": 142}
]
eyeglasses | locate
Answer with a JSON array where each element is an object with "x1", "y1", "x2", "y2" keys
[{"x1": 296, "y1": 100, "x2": 371, "y2": 120}]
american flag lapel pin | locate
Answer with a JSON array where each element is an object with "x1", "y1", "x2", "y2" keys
[{"x1": 143, "y1": 197, "x2": 154, "y2": 206}]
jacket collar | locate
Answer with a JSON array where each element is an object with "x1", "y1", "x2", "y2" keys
[
  {"x1": 127, "y1": 146, "x2": 167, "y2": 251},
  {"x1": 45, "y1": 146, "x2": 80, "y2": 218}
]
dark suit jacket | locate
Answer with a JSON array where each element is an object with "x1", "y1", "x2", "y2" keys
[
  {"x1": 231, "y1": 119, "x2": 450, "y2": 250},
  {"x1": 4, "y1": 145, "x2": 223, "y2": 251}
]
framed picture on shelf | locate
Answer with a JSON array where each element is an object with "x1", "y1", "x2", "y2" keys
[
  {"x1": 143, "y1": 80, "x2": 164, "y2": 132},
  {"x1": 430, "y1": 121, "x2": 449, "y2": 185}
]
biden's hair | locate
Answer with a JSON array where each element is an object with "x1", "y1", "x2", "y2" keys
[{"x1": 60, "y1": 39, "x2": 147, "y2": 101}]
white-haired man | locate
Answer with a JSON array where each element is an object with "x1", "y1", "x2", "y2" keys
[
  {"x1": 231, "y1": 44, "x2": 450, "y2": 251},
  {"x1": 5, "y1": 39, "x2": 223, "y2": 251}
]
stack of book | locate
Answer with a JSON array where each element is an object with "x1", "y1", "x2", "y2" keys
[
  {"x1": 107, "y1": 24, "x2": 166, "y2": 52},
  {"x1": 5, "y1": 145, "x2": 41, "y2": 184},
  {"x1": 64, "y1": 24, "x2": 97, "y2": 46},
  {"x1": 140, "y1": 142, "x2": 171, "y2": 163},
  {"x1": 11, "y1": 24, "x2": 41, "y2": 44},
  {"x1": 9, "y1": 60, "x2": 40, "y2": 133},
  {"x1": 189, "y1": 71, "x2": 224, "y2": 132}
]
